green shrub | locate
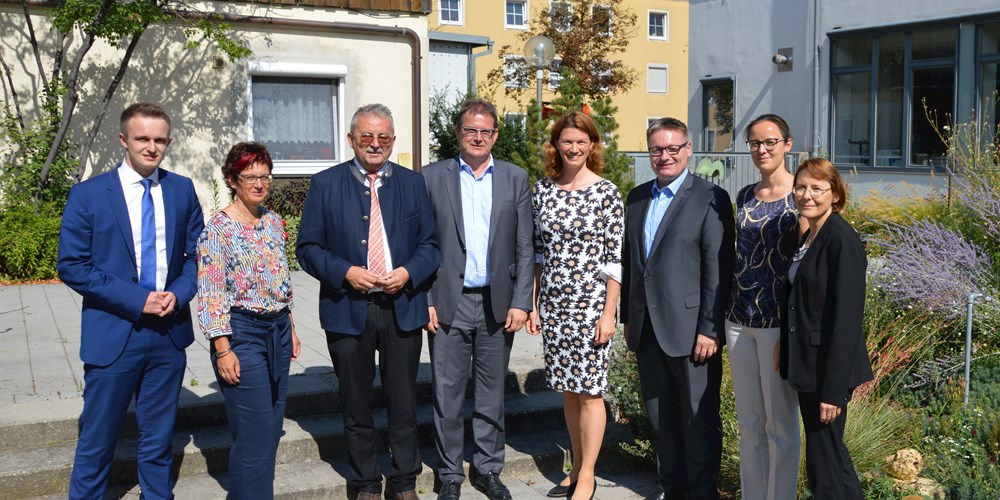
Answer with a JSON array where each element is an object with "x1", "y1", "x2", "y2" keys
[
  {"x1": 922, "y1": 407, "x2": 1000, "y2": 500},
  {"x1": 283, "y1": 215, "x2": 300, "y2": 272},
  {"x1": 267, "y1": 179, "x2": 310, "y2": 218},
  {"x1": 0, "y1": 202, "x2": 63, "y2": 280}
]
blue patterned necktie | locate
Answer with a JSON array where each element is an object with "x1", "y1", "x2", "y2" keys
[{"x1": 139, "y1": 178, "x2": 157, "y2": 290}]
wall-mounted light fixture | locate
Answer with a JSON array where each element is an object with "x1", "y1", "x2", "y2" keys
[{"x1": 772, "y1": 47, "x2": 793, "y2": 72}]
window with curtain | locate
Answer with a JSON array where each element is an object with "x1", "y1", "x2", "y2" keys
[{"x1": 250, "y1": 76, "x2": 338, "y2": 164}]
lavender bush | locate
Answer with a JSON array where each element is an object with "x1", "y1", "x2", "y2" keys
[{"x1": 873, "y1": 219, "x2": 995, "y2": 320}]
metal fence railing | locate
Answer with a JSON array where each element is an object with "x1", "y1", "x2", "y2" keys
[{"x1": 624, "y1": 151, "x2": 801, "y2": 202}]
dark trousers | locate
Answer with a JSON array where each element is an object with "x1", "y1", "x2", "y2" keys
[
  {"x1": 327, "y1": 294, "x2": 423, "y2": 494},
  {"x1": 69, "y1": 326, "x2": 186, "y2": 500},
  {"x1": 798, "y1": 391, "x2": 864, "y2": 500},
  {"x1": 636, "y1": 321, "x2": 722, "y2": 500},
  {"x1": 430, "y1": 289, "x2": 513, "y2": 482},
  {"x1": 215, "y1": 308, "x2": 292, "y2": 500}
]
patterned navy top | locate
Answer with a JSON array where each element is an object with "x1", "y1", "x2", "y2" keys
[{"x1": 726, "y1": 183, "x2": 799, "y2": 328}]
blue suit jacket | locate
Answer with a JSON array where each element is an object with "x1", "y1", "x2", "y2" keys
[
  {"x1": 57, "y1": 166, "x2": 204, "y2": 367},
  {"x1": 296, "y1": 160, "x2": 440, "y2": 335}
]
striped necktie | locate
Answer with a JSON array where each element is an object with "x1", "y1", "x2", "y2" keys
[{"x1": 367, "y1": 173, "x2": 387, "y2": 276}]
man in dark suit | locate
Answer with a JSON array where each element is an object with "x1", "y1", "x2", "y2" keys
[
  {"x1": 57, "y1": 102, "x2": 204, "y2": 499},
  {"x1": 621, "y1": 117, "x2": 735, "y2": 500},
  {"x1": 297, "y1": 103, "x2": 440, "y2": 500},
  {"x1": 421, "y1": 98, "x2": 533, "y2": 500}
]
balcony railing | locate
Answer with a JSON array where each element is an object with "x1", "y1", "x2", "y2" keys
[{"x1": 624, "y1": 151, "x2": 802, "y2": 202}]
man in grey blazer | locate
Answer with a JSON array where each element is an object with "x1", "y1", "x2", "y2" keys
[
  {"x1": 422, "y1": 98, "x2": 534, "y2": 500},
  {"x1": 621, "y1": 118, "x2": 735, "y2": 500}
]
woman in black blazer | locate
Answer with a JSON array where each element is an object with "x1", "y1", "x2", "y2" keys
[{"x1": 780, "y1": 158, "x2": 873, "y2": 499}]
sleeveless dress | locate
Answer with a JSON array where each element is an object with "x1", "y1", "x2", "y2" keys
[
  {"x1": 725, "y1": 183, "x2": 799, "y2": 327},
  {"x1": 532, "y1": 178, "x2": 624, "y2": 395}
]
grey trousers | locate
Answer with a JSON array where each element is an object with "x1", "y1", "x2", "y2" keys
[{"x1": 429, "y1": 290, "x2": 514, "y2": 482}]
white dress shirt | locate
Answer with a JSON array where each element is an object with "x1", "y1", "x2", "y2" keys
[{"x1": 119, "y1": 162, "x2": 167, "y2": 291}]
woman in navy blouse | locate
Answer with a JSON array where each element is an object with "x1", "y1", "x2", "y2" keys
[
  {"x1": 724, "y1": 114, "x2": 801, "y2": 500},
  {"x1": 197, "y1": 142, "x2": 301, "y2": 499}
]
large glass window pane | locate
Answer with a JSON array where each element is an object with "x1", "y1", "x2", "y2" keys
[
  {"x1": 982, "y1": 23, "x2": 1000, "y2": 55},
  {"x1": 834, "y1": 37, "x2": 872, "y2": 67},
  {"x1": 980, "y1": 62, "x2": 999, "y2": 145},
  {"x1": 876, "y1": 33, "x2": 904, "y2": 166},
  {"x1": 251, "y1": 76, "x2": 337, "y2": 162},
  {"x1": 834, "y1": 72, "x2": 871, "y2": 165},
  {"x1": 912, "y1": 28, "x2": 956, "y2": 60},
  {"x1": 910, "y1": 67, "x2": 954, "y2": 166}
]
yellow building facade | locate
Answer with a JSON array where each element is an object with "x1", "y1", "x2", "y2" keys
[{"x1": 428, "y1": 0, "x2": 689, "y2": 151}]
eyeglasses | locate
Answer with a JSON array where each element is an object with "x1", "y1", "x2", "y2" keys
[
  {"x1": 792, "y1": 186, "x2": 831, "y2": 197},
  {"x1": 746, "y1": 138, "x2": 787, "y2": 152},
  {"x1": 460, "y1": 127, "x2": 497, "y2": 139},
  {"x1": 648, "y1": 142, "x2": 689, "y2": 157},
  {"x1": 355, "y1": 133, "x2": 394, "y2": 147},
  {"x1": 237, "y1": 174, "x2": 273, "y2": 185}
]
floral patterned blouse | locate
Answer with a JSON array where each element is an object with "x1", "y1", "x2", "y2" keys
[
  {"x1": 197, "y1": 208, "x2": 293, "y2": 339},
  {"x1": 726, "y1": 183, "x2": 799, "y2": 328}
]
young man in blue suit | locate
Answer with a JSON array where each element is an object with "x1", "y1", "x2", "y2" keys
[
  {"x1": 297, "y1": 103, "x2": 440, "y2": 500},
  {"x1": 57, "y1": 102, "x2": 204, "y2": 499}
]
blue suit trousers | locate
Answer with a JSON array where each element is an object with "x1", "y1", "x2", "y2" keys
[{"x1": 70, "y1": 326, "x2": 186, "y2": 500}]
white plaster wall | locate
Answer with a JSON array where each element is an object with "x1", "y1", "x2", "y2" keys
[{"x1": 0, "y1": 2, "x2": 429, "y2": 205}]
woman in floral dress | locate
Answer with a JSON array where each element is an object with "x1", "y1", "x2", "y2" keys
[{"x1": 527, "y1": 112, "x2": 623, "y2": 500}]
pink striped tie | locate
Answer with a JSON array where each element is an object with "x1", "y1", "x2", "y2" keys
[{"x1": 367, "y1": 173, "x2": 387, "y2": 276}]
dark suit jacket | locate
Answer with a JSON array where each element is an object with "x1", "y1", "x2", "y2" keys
[
  {"x1": 621, "y1": 172, "x2": 735, "y2": 357},
  {"x1": 296, "y1": 160, "x2": 440, "y2": 335},
  {"x1": 421, "y1": 158, "x2": 534, "y2": 324},
  {"x1": 57, "y1": 166, "x2": 204, "y2": 367},
  {"x1": 780, "y1": 212, "x2": 873, "y2": 406}
]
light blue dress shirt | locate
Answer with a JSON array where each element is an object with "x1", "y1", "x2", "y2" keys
[
  {"x1": 643, "y1": 169, "x2": 688, "y2": 258},
  {"x1": 459, "y1": 156, "x2": 494, "y2": 287}
]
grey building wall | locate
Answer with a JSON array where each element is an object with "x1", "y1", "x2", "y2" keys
[{"x1": 688, "y1": 0, "x2": 999, "y2": 195}]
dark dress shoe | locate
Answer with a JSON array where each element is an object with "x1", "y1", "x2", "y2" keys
[
  {"x1": 569, "y1": 480, "x2": 597, "y2": 500},
  {"x1": 546, "y1": 480, "x2": 574, "y2": 497},
  {"x1": 394, "y1": 490, "x2": 419, "y2": 500},
  {"x1": 438, "y1": 480, "x2": 462, "y2": 500},
  {"x1": 355, "y1": 492, "x2": 381, "y2": 500},
  {"x1": 645, "y1": 488, "x2": 666, "y2": 500},
  {"x1": 472, "y1": 472, "x2": 512, "y2": 500}
]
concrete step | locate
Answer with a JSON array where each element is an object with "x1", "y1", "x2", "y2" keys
[
  {"x1": 105, "y1": 425, "x2": 630, "y2": 500},
  {"x1": 0, "y1": 390, "x2": 574, "y2": 499},
  {"x1": 0, "y1": 364, "x2": 548, "y2": 453}
]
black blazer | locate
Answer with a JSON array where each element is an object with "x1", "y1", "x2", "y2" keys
[{"x1": 780, "y1": 212, "x2": 873, "y2": 406}]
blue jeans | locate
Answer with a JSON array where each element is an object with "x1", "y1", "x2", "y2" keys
[{"x1": 215, "y1": 308, "x2": 292, "y2": 500}]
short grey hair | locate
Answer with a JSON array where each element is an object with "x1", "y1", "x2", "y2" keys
[
  {"x1": 351, "y1": 103, "x2": 395, "y2": 134},
  {"x1": 646, "y1": 117, "x2": 688, "y2": 142}
]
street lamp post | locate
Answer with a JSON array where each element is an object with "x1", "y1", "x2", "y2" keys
[{"x1": 523, "y1": 35, "x2": 555, "y2": 121}]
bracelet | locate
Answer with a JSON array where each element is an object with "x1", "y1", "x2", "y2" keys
[{"x1": 214, "y1": 348, "x2": 233, "y2": 359}]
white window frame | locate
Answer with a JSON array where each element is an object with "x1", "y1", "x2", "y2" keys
[
  {"x1": 592, "y1": 4, "x2": 613, "y2": 37},
  {"x1": 439, "y1": 0, "x2": 464, "y2": 26},
  {"x1": 247, "y1": 61, "x2": 347, "y2": 176},
  {"x1": 647, "y1": 64, "x2": 669, "y2": 94},
  {"x1": 504, "y1": 113, "x2": 527, "y2": 131},
  {"x1": 550, "y1": 1, "x2": 573, "y2": 32},
  {"x1": 505, "y1": 0, "x2": 529, "y2": 30},
  {"x1": 548, "y1": 59, "x2": 563, "y2": 90},
  {"x1": 648, "y1": 10, "x2": 669, "y2": 41},
  {"x1": 504, "y1": 55, "x2": 529, "y2": 88}
]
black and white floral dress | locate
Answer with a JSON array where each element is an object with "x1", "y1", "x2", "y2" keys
[{"x1": 533, "y1": 178, "x2": 624, "y2": 395}]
